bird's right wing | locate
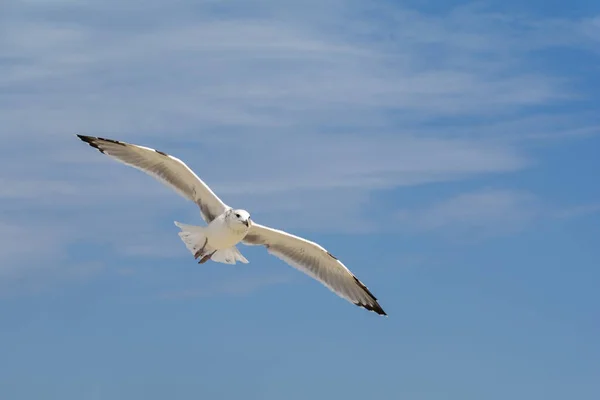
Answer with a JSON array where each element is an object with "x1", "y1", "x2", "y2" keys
[
  {"x1": 243, "y1": 222, "x2": 386, "y2": 315},
  {"x1": 77, "y1": 135, "x2": 229, "y2": 223}
]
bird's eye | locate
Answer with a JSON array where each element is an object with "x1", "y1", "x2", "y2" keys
[{"x1": 235, "y1": 213, "x2": 240, "y2": 218}]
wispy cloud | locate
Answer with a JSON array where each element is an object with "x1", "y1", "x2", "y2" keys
[
  {"x1": 1, "y1": 0, "x2": 599, "y2": 286},
  {"x1": 394, "y1": 188, "x2": 600, "y2": 241},
  {"x1": 552, "y1": 203, "x2": 600, "y2": 219},
  {"x1": 395, "y1": 189, "x2": 542, "y2": 239},
  {"x1": 1, "y1": 1, "x2": 596, "y2": 138},
  {"x1": 159, "y1": 274, "x2": 294, "y2": 300},
  {"x1": 0, "y1": 220, "x2": 78, "y2": 279}
]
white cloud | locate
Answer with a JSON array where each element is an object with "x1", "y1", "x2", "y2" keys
[
  {"x1": 552, "y1": 203, "x2": 600, "y2": 219},
  {"x1": 0, "y1": 222, "x2": 68, "y2": 273},
  {"x1": 395, "y1": 189, "x2": 543, "y2": 238},
  {"x1": 394, "y1": 190, "x2": 600, "y2": 240},
  {"x1": 0, "y1": 218, "x2": 104, "y2": 296},
  {"x1": 1, "y1": 1, "x2": 593, "y2": 139},
  {"x1": 159, "y1": 274, "x2": 294, "y2": 300},
  {"x1": 1, "y1": 0, "x2": 599, "y2": 285}
]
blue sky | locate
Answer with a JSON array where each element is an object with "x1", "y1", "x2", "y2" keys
[{"x1": 1, "y1": 0, "x2": 599, "y2": 398}]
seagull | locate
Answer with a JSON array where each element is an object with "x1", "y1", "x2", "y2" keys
[{"x1": 76, "y1": 134, "x2": 387, "y2": 316}]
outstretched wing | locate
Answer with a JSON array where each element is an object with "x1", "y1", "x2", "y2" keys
[
  {"x1": 243, "y1": 223, "x2": 386, "y2": 315},
  {"x1": 76, "y1": 135, "x2": 229, "y2": 223}
]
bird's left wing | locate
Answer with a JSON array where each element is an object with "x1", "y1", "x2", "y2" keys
[
  {"x1": 243, "y1": 223, "x2": 386, "y2": 315},
  {"x1": 76, "y1": 135, "x2": 229, "y2": 223}
]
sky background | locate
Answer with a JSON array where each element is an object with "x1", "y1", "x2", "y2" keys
[{"x1": 1, "y1": 0, "x2": 599, "y2": 399}]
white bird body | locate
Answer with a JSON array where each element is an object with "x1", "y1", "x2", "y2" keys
[
  {"x1": 76, "y1": 134, "x2": 387, "y2": 316},
  {"x1": 174, "y1": 209, "x2": 251, "y2": 264},
  {"x1": 203, "y1": 210, "x2": 251, "y2": 249}
]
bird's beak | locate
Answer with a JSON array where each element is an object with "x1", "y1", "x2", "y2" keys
[{"x1": 244, "y1": 218, "x2": 251, "y2": 227}]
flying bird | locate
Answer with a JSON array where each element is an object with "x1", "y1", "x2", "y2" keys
[{"x1": 76, "y1": 134, "x2": 387, "y2": 316}]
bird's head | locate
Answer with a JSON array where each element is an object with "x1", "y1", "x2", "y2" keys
[{"x1": 227, "y1": 209, "x2": 252, "y2": 229}]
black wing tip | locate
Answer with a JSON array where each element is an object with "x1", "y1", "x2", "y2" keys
[
  {"x1": 356, "y1": 301, "x2": 387, "y2": 316},
  {"x1": 76, "y1": 134, "x2": 104, "y2": 153},
  {"x1": 351, "y1": 276, "x2": 387, "y2": 316},
  {"x1": 76, "y1": 133, "x2": 95, "y2": 143},
  {"x1": 75, "y1": 134, "x2": 127, "y2": 153},
  {"x1": 76, "y1": 134, "x2": 170, "y2": 157}
]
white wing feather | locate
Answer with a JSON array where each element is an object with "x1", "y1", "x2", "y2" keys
[
  {"x1": 76, "y1": 135, "x2": 228, "y2": 222},
  {"x1": 243, "y1": 223, "x2": 386, "y2": 315}
]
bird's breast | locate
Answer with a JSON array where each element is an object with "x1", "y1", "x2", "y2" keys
[{"x1": 206, "y1": 221, "x2": 248, "y2": 249}]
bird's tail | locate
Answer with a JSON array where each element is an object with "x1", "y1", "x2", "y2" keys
[
  {"x1": 211, "y1": 247, "x2": 249, "y2": 265},
  {"x1": 174, "y1": 221, "x2": 249, "y2": 265}
]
